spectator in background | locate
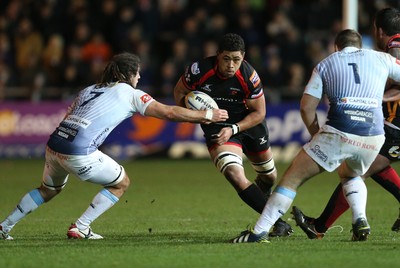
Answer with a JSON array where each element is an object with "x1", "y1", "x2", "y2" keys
[
  {"x1": 204, "y1": 13, "x2": 228, "y2": 40},
  {"x1": 42, "y1": 33, "x2": 64, "y2": 87},
  {"x1": 263, "y1": 45, "x2": 285, "y2": 103},
  {"x1": 113, "y1": 4, "x2": 136, "y2": 52},
  {"x1": 95, "y1": 0, "x2": 119, "y2": 50},
  {"x1": 0, "y1": 31, "x2": 13, "y2": 67},
  {"x1": 159, "y1": 60, "x2": 177, "y2": 98},
  {"x1": 61, "y1": 43, "x2": 90, "y2": 99},
  {"x1": 181, "y1": 16, "x2": 203, "y2": 60},
  {"x1": 0, "y1": 0, "x2": 395, "y2": 102},
  {"x1": 71, "y1": 21, "x2": 91, "y2": 48},
  {"x1": 202, "y1": 39, "x2": 218, "y2": 58},
  {"x1": 14, "y1": 17, "x2": 44, "y2": 100},
  {"x1": 81, "y1": 31, "x2": 113, "y2": 83},
  {"x1": 0, "y1": 61, "x2": 13, "y2": 100},
  {"x1": 135, "y1": 39, "x2": 155, "y2": 95},
  {"x1": 281, "y1": 62, "x2": 306, "y2": 101}
]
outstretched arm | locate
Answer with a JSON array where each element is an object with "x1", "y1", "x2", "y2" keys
[{"x1": 144, "y1": 100, "x2": 228, "y2": 124}]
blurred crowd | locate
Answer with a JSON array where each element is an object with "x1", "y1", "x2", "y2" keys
[{"x1": 0, "y1": 0, "x2": 398, "y2": 103}]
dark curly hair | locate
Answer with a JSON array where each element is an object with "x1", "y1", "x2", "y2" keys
[
  {"x1": 217, "y1": 33, "x2": 245, "y2": 53},
  {"x1": 97, "y1": 52, "x2": 140, "y2": 88},
  {"x1": 374, "y1": 7, "x2": 400, "y2": 36}
]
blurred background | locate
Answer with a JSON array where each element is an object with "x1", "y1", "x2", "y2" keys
[{"x1": 0, "y1": 0, "x2": 399, "y2": 160}]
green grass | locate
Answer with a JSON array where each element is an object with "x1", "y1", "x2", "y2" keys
[{"x1": 1, "y1": 159, "x2": 400, "y2": 268}]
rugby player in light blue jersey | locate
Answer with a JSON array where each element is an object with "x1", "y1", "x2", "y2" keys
[
  {"x1": 0, "y1": 53, "x2": 228, "y2": 240},
  {"x1": 231, "y1": 29, "x2": 400, "y2": 243}
]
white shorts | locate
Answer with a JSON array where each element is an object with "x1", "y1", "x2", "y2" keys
[
  {"x1": 42, "y1": 146, "x2": 125, "y2": 190},
  {"x1": 303, "y1": 125, "x2": 385, "y2": 174}
]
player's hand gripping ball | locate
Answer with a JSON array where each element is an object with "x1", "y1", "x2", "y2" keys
[{"x1": 184, "y1": 91, "x2": 218, "y2": 110}]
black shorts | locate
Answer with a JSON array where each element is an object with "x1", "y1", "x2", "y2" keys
[
  {"x1": 379, "y1": 124, "x2": 400, "y2": 161},
  {"x1": 202, "y1": 120, "x2": 271, "y2": 154}
]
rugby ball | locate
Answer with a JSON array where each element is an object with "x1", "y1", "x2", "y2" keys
[{"x1": 184, "y1": 91, "x2": 218, "y2": 110}]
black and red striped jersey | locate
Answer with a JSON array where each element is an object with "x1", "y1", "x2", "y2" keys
[
  {"x1": 385, "y1": 34, "x2": 400, "y2": 128},
  {"x1": 181, "y1": 56, "x2": 264, "y2": 123}
]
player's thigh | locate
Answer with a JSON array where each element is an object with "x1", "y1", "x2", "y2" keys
[
  {"x1": 303, "y1": 125, "x2": 351, "y2": 172},
  {"x1": 62, "y1": 150, "x2": 124, "y2": 186},
  {"x1": 341, "y1": 135, "x2": 385, "y2": 178},
  {"x1": 279, "y1": 149, "x2": 323, "y2": 189},
  {"x1": 42, "y1": 149, "x2": 70, "y2": 190}
]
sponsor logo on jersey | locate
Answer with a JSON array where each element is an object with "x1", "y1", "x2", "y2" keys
[
  {"x1": 396, "y1": 58, "x2": 400, "y2": 65},
  {"x1": 339, "y1": 97, "x2": 379, "y2": 107},
  {"x1": 77, "y1": 165, "x2": 93, "y2": 176},
  {"x1": 229, "y1": 87, "x2": 240, "y2": 96},
  {"x1": 310, "y1": 145, "x2": 327, "y2": 162},
  {"x1": 191, "y1": 62, "x2": 200, "y2": 75},
  {"x1": 140, "y1": 94, "x2": 153, "y2": 103},
  {"x1": 389, "y1": 145, "x2": 400, "y2": 158},
  {"x1": 64, "y1": 115, "x2": 91, "y2": 128},
  {"x1": 343, "y1": 109, "x2": 373, "y2": 122},
  {"x1": 340, "y1": 136, "x2": 378, "y2": 150},
  {"x1": 259, "y1": 136, "x2": 268, "y2": 145},
  {"x1": 250, "y1": 70, "x2": 261, "y2": 87},
  {"x1": 201, "y1": 84, "x2": 213, "y2": 92},
  {"x1": 56, "y1": 124, "x2": 78, "y2": 142}
]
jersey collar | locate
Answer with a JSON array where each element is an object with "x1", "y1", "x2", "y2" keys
[
  {"x1": 340, "y1": 46, "x2": 360, "y2": 52},
  {"x1": 386, "y1": 34, "x2": 400, "y2": 52}
]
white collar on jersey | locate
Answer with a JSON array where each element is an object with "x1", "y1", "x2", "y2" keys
[{"x1": 341, "y1": 47, "x2": 360, "y2": 52}]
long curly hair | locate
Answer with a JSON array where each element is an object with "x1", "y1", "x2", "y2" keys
[{"x1": 96, "y1": 52, "x2": 140, "y2": 88}]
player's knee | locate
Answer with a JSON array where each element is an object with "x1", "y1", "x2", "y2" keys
[
  {"x1": 114, "y1": 166, "x2": 130, "y2": 192},
  {"x1": 251, "y1": 158, "x2": 276, "y2": 177},
  {"x1": 120, "y1": 174, "x2": 130, "y2": 191},
  {"x1": 38, "y1": 185, "x2": 60, "y2": 202},
  {"x1": 214, "y1": 152, "x2": 243, "y2": 174}
]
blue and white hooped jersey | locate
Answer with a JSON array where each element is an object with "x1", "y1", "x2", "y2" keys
[
  {"x1": 47, "y1": 82, "x2": 154, "y2": 155},
  {"x1": 305, "y1": 47, "x2": 400, "y2": 136}
]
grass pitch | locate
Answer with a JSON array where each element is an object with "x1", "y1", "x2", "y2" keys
[{"x1": 1, "y1": 158, "x2": 400, "y2": 268}]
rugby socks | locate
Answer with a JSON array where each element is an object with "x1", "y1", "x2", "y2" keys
[
  {"x1": 0, "y1": 189, "x2": 45, "y2": 233},
  {"x1": 342, "y1": 177, "x2": 367, "y2": 223},
  {"x1": 238, "y1": 183, "x2": 267, "y2": 214},
  {"x1": 315, "y1": 166, "x2": 400, "y2": 231},
  {"x1": 371, "y1": 166, "x2": 400, "y2": 203},
  {"x1": 76, "y1": 189, "x2": 119, "y2": 230},
  {"x1": 315, "y1": 184, "x2": 349, "y2": 232},
  {"x1": 254, "y1": 186, "x2": 296, "y2": 234}
]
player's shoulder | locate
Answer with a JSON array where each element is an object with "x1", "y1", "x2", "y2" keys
[
  {"x1": 186, "y1": 56, "x2": 215, "y2": 76},
  {"x1": 239, "y1": 60, "x2": 262, "y2": 87},
  {"x1": 240, "y1": 60, "x2": 257, "y2": 73}
]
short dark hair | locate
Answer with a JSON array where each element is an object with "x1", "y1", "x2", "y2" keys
[
  {"x1": 217, "y1": 33, "x2": 245, "y2": 53},
  {"x1": 374, "y1": 7, "x2": 400, "y2": 36},
  {"x1": 335, "y1": 29, "x2": 362, "y2": 50},
  {"x1": 98, "y1": 52, "x2": 140, "y2": 87}
]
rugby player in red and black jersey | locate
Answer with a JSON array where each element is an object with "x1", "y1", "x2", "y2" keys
[
  {"x1": 174, "y1": 33, "x2": 293, "y2": 237},
  {"x1": 293, "y1": 7, "x2": 400, "y2": 239}
]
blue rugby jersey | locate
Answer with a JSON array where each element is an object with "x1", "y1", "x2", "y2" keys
[
  {"x1": 47, "y1": 82, "x2": 154, "y2": 155},
  {"x1": 304, "y1": 47, "x2": 400, "y2": 136}
]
